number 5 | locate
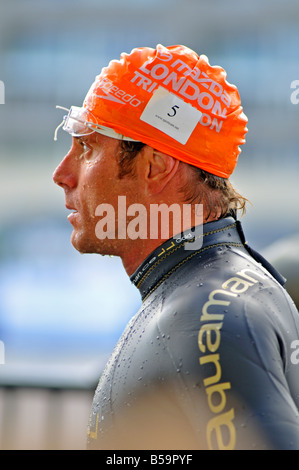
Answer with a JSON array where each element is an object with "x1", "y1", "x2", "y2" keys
[{"x1": 167, "y1": 105, "x2": 179, "y2": 117}]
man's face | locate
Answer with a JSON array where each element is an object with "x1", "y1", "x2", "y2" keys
[{"x1": 53, "y1": 132, "x2": 134, "y2": 255}]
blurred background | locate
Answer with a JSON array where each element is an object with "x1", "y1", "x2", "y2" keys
[{"x1": 0, "y1": 0, "x2": 298, "y2": 450}]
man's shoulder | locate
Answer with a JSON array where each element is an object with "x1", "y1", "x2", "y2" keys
[
  {"x1": 166, "y1": 243, "x2": 281, "y2": 297},
  {"x1": 160, "y1": 243, "x2": 297, "y2": 326}
]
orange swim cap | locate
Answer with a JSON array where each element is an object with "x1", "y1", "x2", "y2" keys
[{"x1": 83, "y1": 44, "x2": 248, "y2": 178}]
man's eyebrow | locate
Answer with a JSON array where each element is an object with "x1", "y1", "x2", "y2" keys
[
  {"x1": 75, "y1": 135, "x2": 89, "y2": 143},
  {"x1": 75, "y1": 135, "x2": 99, "y2": 148}
]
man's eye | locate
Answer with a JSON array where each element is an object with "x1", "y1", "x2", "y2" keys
[
  {"x1": 80, "y1": 141, "x2": 90, "y2": 152},
  {"x1": 79, "y1": 140, "x2": 93, "y2": 159}
]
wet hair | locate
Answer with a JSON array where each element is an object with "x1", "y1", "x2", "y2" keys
[
  {"x1": 179, "y1": 166, "x2": 248, "y2": 220},
  {"x1": 118, "y1": 141, "x2": 248, "y2": 220},
  {"x1": 118, "y1": 141, "x2": 146, "y2": 179}
]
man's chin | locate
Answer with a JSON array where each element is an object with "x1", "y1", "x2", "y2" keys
[
  {"x1": 70, "y1": 231, "x2": 118, "y2": 256},
  {"x1": 70, "y1": 231, "x2": 95, "y2": 254}
]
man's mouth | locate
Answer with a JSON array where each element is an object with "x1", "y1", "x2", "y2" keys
[
  {"x1": 65, "y1": 204, "x2": 79, "y2": 223},
  {"x1": 66, "y1": 204, "x2": 78, "y2": 212}
]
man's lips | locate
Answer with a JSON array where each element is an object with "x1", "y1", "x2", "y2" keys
[
  {"x1": 65, "y1": 204, "x2": 79, "y2": 223},
  {"x1": 66, "y1": 204, "x2": 78, "y2": 212}
]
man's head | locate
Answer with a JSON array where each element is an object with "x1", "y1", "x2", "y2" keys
[
  {"x1": 56, "y1": 44, "x2": 247, "y2": 176},
  {"x1": 53, "y1": 44, "x2": 248, "y2": 273}
]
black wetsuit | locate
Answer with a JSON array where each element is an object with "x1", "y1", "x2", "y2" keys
[{"x1": 87, "y1": 217, "x2": 299, "y2": 450}]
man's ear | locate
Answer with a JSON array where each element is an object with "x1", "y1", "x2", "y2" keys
[{"x1": 139, "y1": 146, "x2": 180, "y2": 195}]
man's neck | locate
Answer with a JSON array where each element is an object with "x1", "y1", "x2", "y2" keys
[
  {"x1": 121, "y1": 238, "x2": 168, "y2": 277},
  {"x1": 120, "y1": 213, "x2": 219, "y2": 277}
]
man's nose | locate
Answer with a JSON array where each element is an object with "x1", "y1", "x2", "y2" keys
[{"x1": 53, "y1": 152, "x2": 77, "y2": 189}]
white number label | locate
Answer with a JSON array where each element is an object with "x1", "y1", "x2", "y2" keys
[{"x1": 140, "y1": 86, "x2": 202, "y2": 144}]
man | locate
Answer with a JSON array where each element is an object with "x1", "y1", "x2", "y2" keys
[{"x1": 53, "y1": 44, "x2": 299, "y2": 450}]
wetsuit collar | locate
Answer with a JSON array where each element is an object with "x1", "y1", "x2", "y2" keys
[
  {"x1": 130, "y1": 217, "x2": 240, "y2": 301},
  {"x1": 130, "y1": 217, "x2": 286, "y2": 301}
]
